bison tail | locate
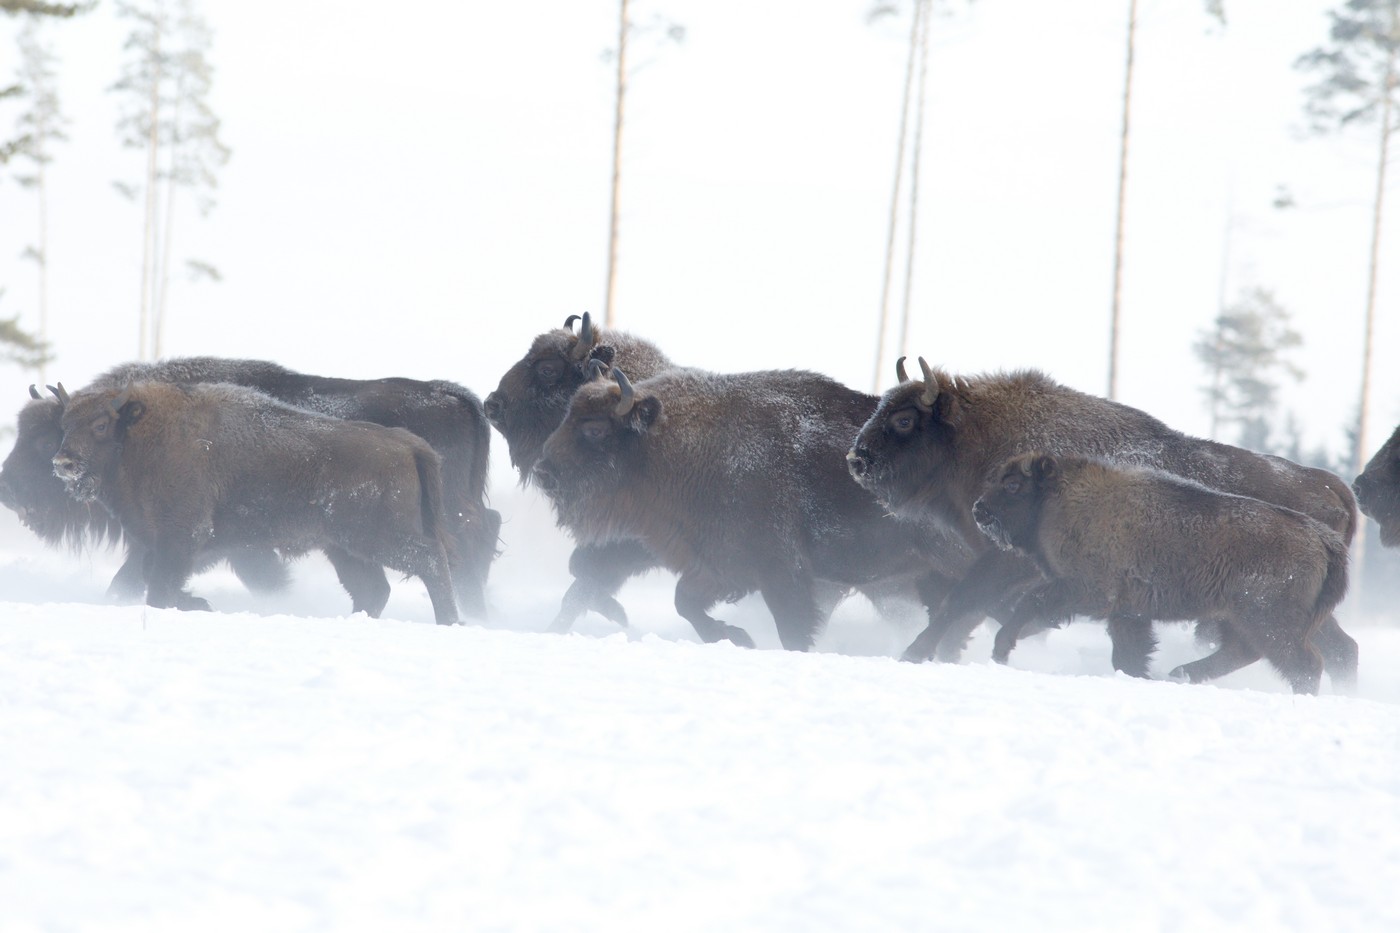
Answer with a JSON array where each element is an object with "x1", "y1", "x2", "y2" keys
[
  {"x1": 1314, "y1": 530, "x2": 1351, "y2": 622},
  {"x1": 413, "y1": 445, "x2": 452, "y2": 555}
]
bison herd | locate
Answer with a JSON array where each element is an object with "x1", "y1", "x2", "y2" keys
[{"x1": 3, "y1": 311, "x2": 1396, "y2": 695}]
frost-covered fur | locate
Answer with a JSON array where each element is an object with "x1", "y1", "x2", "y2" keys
[
  {"x1": 53, "y1": 382, "x2": 460, "y2": 624},
  {"x1": 846, "y1": 366, "x2": 1359, "y2": 686},
  {"x1": 534, "y1": 367, "x2": 974, "y2": 650},
  {"x1": 973, "y1": 453, "x2": 1349, "y2": 695}
]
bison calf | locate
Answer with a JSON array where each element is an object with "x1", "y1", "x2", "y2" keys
[
  {"x1": 52, "y1": 382, "x2": 459, "y2": 624},
  {"x1": 972, "y1": 453, "x2": 1348, "y2": 695}
]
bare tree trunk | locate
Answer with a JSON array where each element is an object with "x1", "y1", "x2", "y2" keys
[
  {"x1": 872, "y1": 0, "x2": 925, "y2": 392},
  {"x1": 36, "y1": 133, "x2": 49, "y2": 385},
  {"x1": 896, "y1": 0, "x2": 933, "y2": 365},
  {"x1": 139, "y1": 28, "x2": 161, "y2": 361},
  {"x1": 1351, "y1": 3, "x2": 1397, "y2": 604},
  {"x1": 1107, "y1": 0, "x2": 1138, "y2": 400},
  {"x1": 154, "y1": 143, "x2": 178, "y2": 360},
  {"x1": 603, "y1": 0, "x2": 630, "y2": 329}
]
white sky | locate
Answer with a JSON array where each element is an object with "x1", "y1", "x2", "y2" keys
[{"x1": 0, "y1": 0, "x2": 1393, "y2": 481}]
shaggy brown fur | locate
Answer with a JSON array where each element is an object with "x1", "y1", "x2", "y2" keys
[
  {"x1": 1354, "y1": 424, "x2": 1400, "y2": 547},
  {"x1": 847, "y1": 363, "x2": 1359, "y2": 687},
  {"x1": 532, "y1": 366, "x2": 975, "y2": 650},
  {"x1": 53, "y1": 382, "x2": 459, "y2": 624},
  {"x1": 973, "y1": 453, "x2": 1349, "y2": 695},
  {"x1": 483, "y1": 313, "x2": 681, "y2": 632},
  {"x1": 1, "y1": 358, "x2": 497, "y2": 616}
]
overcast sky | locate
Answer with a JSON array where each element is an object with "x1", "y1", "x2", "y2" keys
[{"x1": 0, "y1": 0, "x2": 1390, "y2": 480}]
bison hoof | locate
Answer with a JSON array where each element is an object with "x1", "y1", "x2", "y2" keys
[
  {"x1": 724, "y1": 626, "x2": 756, "y2": 649},
  {"x1": 176, "y1": 593, "x2": 212, "y2": 612},
  {"x1": 1166, "y1": 665, "x2": 1192, "y2": 684}
]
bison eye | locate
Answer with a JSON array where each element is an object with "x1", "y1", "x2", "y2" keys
[
  {"x1": 1003, "y1": 477, "x2": 1022, "y2": 494},
  {"x1": 93, "y1": 419, "x2": 109, "y2": 437},
  {"x1": 888, "y1": 408, "x2": 918, "y2": 436},
  {"x1": 533, "y1": 358, "x2": 565, "y2": 385},
  {"x1": 580, "y1": 420, "x2": 610, "y2": 444}
]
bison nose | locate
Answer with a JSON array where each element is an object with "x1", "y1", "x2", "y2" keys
[
  {"x1": 482, "y1": 392, "x2": 505, "y2": 427},
  {"x1": 52, "y1": 452, "x2": 79, "y2": 480},
  {"x1": 532, "y1": 459, "x2": 559, "y2": 493},
  {"x1": 1352, "y1": 474, "x2": 1369, "y2": 500},
  {"x1": 972, "y1": 500, "x2": 991, "y2": 524},
  {"x1": 846, "y1": 446, "x2": 870, "y2": 478}
]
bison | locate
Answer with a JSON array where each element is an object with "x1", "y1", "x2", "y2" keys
[
  {"x1": 0, "y1": 357, "x2": 497, "y2": 615},
  {"x1": 51, "y1": 381, "x2": 460, "y2": 624},
  {"x1": 530, "y1": 364, "x2": 979, "y2": 650},
  {"x1": 846, "y1": 359, "x2": 1359, "y2": 688},
  {"x1": 1353, "y1": 425, "x2": 1400, "y2": 546},
  {"x1": 483, "y1": 313, "x2": 680, "y2": 632},
  {"x1": 972, "y1": 453, "x2": 1349, "y2": 694}
]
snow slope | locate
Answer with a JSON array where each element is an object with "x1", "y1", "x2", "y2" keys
[{"x1": 1, "y1": 494, "x2": 1398, "y2": 932}]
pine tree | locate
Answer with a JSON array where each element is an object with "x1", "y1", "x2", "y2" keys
[
  {"x1": 110, "y1": 0, "x2": 229, "y2": 360},
  {"x1": 1194, "y1": 287, "x2": 1304, "y2": 453}
]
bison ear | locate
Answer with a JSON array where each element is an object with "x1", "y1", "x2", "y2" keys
[
  {"x1": 1031, "y1": 454, "x2": 1057, "y2": 481},
  {"x1": 117, "y1": 400, "x2": 146, "y2": 428},
  {"x1": 628, "y1": 396, "x2": 662, "y2": 433},
  {"x1": 931, "y1": 390, "x2": 964, "y2": 429}
]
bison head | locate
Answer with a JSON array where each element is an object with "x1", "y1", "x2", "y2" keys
[
  {"x1": 532, "y1": 364, "x2": 661, "y2": 531},
  {"x1": 971, "y1": 453, "x2": 1058, "y2": 554},
  {"x1": 1, "y1": 388, "x2": 116, "y2": 545},
  {"x1": 53, "y1": 385, "x2": 146, "y2": 504},
  {"x1": 847, "y1": 356, "x2": 967, "y2": 521},
  {"x1": 1354, "y1": 424, "x2": 1400, "y2": 547},
  {"x1": 482, "y1": 312, "x2": 624, "y2": 478}
]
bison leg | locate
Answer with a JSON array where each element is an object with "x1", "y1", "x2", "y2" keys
[
  {"x1": 549, "y1": 540, "x2": 656, "y2": 633},
  {"x1": 445, "y1": 506, "x2": 497, "y2": 620},
  {"x1": 991, "y1": 578, "x2": 1079, "y2": 664},
  {"x1": 1167, "y1": 622, "x2": 1261, "y2": 685},
  {"x1": 370, "y1": 535, "x2": 460, "y2": 626},
  {"x1": 759, "y1": 573, "x2": 823, "y2": 651},
  {"x1": 225, "y1": 547, "x2": 292, "y2": 594},
  {"x1": 674, "y1": 575, "x2": 756, "y2": 649},
  {"x1": 1106, "y1": 612, "x2": 1156, "y2": 679},
  {"x1": 106, "y1": 545, "x2": 150, "y2": 602},
  {"x1": 145, "y1": 537, "x2": 205, "y2": 612},
  {"x1": 1309, "y1": 613, "x2": 1359, "y2": 694},
  {"x1": 903, "y1": 549, "x2": 1040, "y2": 663},
  {"x1": 324, "y1": 546, "x2": 392, "y2": 617}
]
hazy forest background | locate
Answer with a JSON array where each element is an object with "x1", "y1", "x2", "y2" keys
[{"x1": 2, "y1": 0, "x2": 1400, "y2": 616}]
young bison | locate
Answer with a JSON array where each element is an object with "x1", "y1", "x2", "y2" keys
[
  {"x1": 52, "y1": 382, "x2": 460, "y2": 624},
  {"x1": 972, "y1": 453, "x2": 1349, "y2": 694}
]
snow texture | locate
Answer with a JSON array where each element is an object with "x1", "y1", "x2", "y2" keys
[{"x1": 1, "y1": 493, "x2": 1398, "y2": 932}]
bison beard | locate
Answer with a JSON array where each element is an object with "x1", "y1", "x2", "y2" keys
[
  {"x1": 1, "y1": 358, "x2": 497, "y2": 616},
  {"x1": 484, "y1": 313, "x2": 681, "y2": 633},
  {"x1": 531, "y1": 365, "x2": 978, "y2": 651},
  {"x1": 1353, "y1": 423, "x2": 1400, "y2": 548},
  {"x1": 52, "y1": 382, "x2": 460, "y2": 625},
  {"x1": 972, "y1": 453, "x2": 1349, "y2": 695},
  {"x1": 847, "y1": 358, "x2": 1359, "y2": 689}
]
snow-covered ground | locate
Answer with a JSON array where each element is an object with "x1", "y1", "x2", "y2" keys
[{"x1": 2, "y1": 488, "x2": 1398, "y2": 932}]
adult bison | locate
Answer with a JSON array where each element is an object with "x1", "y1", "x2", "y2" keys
[
  {"x1": 846, "y1": 358, "x2": 1359, "y2": 688},
  {"x1": 483, "y1": 313, "x2": 679, "y2": 632},
  {"x1": 973, "y1": 453, "x2": 1348, "y2": 694},
  {"x1": 52, "y1": 382, "x2": 460, "y2": 624},
  {"x1": 1353, "y1": 425, "x2": 1400, "y2": 546},
  {"x1": 530, "y1": 364, "x2": 977, "y2": 650},
  {"x1": 0, "y1": 358, "x2": 497, "y2": 615}
]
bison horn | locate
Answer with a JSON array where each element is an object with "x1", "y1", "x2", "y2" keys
[
  {"x1": 917, "y1": 357, "x2": 938, "y2": 409},
  {"x1": 28, "y1": 384, "x2": 41, "y2": 400},
  {"x1": 107, "y1": 387, "x2": 130, "y2": 419},
  {"x1": 586, "y1": 358, "x2": 610, "y2": 381},
  {"x1": 895, "y1": 357, "x2": 910, "y2": 384},
  {"x1": 612, "y1": 367, "x2": 636, "y2": 417},
  {"x1": 47, "y1": 383, "x2": 70, "y2": 408},
  {"x1": 571, "y1": 311, "x2": 595, "y2": 360},
  {"x1": 564, "y1": 314, "x2": 581, "y2": 332}
]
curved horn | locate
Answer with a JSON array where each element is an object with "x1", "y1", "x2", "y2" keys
[
  {"x1": 28, "y1": 384, "x2": 41, "y2": 400},
  {"x1": 917, "y1": 357, "x2": 937, "y2": 409},
  {"x1": 563, "y1": 314, "x2": 581, "y2": 332},
  {"x1": 47, "y1": 383, "x2": 70, "y2": 408},
  {"x1": 586, "y1": 358, "x2": 610, "y2": 381},
  {"x1": 570, "y1": 311, "x2": 596, "y2": 360},
  {"x1": 612, "y1": 367, "x2": 636, "y2": 417},
  {"x1": 107, "y1": 387, "x2": 131, "y2": 419},
  {"x1": 895, "y1": 357, "x2": 910, "y2": 384}
]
